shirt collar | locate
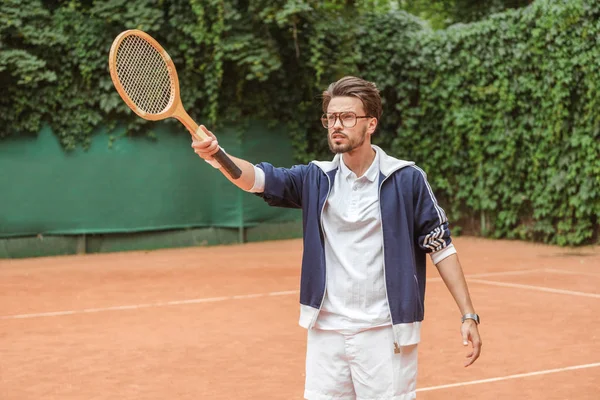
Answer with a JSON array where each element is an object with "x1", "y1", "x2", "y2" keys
[{"x1": 339, "y1": 147, "x2": 380, "y2": 182}]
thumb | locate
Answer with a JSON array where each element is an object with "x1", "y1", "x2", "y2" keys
[
  {"x1": 462, "y1": 327, "x2": 469, "y2": 346},
  {"x1": 198, "y1": 125, "x2": 217, "y2": 141}
]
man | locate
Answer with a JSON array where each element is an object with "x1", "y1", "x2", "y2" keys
[{"x1": 192, "y1": 76, "x2": 482, "y2": 400}]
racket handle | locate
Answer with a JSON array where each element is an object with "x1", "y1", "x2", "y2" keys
[{"x1": 213, "y1": 148, "x2": 242, "y2": 179}]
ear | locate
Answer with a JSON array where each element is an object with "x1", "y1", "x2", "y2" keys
[{"x1": 367, "y1": 117, "x2": 378, "y2": 135}]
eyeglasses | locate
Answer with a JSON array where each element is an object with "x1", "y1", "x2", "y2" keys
[{"x1": 321, "y1": 112, "x2": 372, "y2": 129}]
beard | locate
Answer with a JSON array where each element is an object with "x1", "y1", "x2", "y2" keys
[{"x1": 327, "y1": 125, "x2": 367, "y2": 154}]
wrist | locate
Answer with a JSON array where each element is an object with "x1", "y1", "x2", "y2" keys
[
  {"x1": 461, "y1": 313, "x2": 480, "y2": 325},
  {"x1": 205, "y1": 158, "x2": 222, "y2": 168},
  {"x1": 204, "y1": 148, "x2": 225, "y2": 169}
]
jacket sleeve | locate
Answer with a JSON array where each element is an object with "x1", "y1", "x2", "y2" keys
[
  {"x1": 253, "y1": 162, "x2": 308, "y2": 209},
  {"x1": 412, "y1": 166, "x2": 456, "y2": 264}
]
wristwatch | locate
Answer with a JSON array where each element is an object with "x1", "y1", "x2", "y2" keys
[{"x1": 461, "y1": 313, "x2": 480, "y2": 324}]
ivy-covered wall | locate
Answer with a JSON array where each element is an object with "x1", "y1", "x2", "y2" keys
[
  {"x1": 390, "y1": 1, "x2": 600, "y2": 245},
  {"x1": 2, "y1": 0, "x2": 598, "y2": 245}
]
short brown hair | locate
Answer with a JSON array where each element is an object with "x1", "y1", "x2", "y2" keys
[{"x1": 322, "y1": 76, "x2": 382, "y2": 121}]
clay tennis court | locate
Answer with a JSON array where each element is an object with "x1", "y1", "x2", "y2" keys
[{"x1": 1, "y1": 236, "x2": 598, "y2": 399}]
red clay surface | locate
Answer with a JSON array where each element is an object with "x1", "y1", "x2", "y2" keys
[{"x1": 1, "y1": 236, "x2": 599, "y2": 399}]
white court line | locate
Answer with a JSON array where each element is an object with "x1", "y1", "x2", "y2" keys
[
  {"x1": 544, "y1": 268, "x2": 600, "y2": 278},
  {"x1": 416, "y1": 362, "x2": 600, "y2": 392},
  {"x1": 468, "y1": 279, "x2": 600, "y2": 298},
  {"x1": 428, "y1": 268, "x2": 544, "y2": 282},
  {"x1": 2, "y1": 270, "x2": 541, "y2": 320},
  {"x1": 0, "y1": 268, "x2": 591, "y2": 320},
  {"x1": 0, "y1": 290, "x2": 300, "y2": 320},
  {"x1": 466, "y1": 269, "x2": 545, "y2": 278}
]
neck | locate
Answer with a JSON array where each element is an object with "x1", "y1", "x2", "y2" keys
[{"x1": 341, "y1": 143, "x2": 376, "y2": 177}]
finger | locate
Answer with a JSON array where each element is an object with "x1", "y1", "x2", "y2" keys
[
  {"x1": 194, "y1": 148, "x2": 215, "y2": 156},
  {"x1": 191, "y1": 137, "x2": 216, "y2": 149},
  {"x1": 461, "y1": 328, "x2": 469, "y2": 346},
  {"x1": 193, "y1": 141, "x2": 220, "y2": 159},
  {"x1": 465, "y1": 351, "x2": 477, "y2": 367},
  {"x1": 473, "y1": 339, "x2": 482, "y2": 360},
  {"x1": 198, "y1": 147, "x2": 220, "y2": 157},
  {"x1": 203, "y1": 139, "x2": 220, "y2": 154},
  {"x1": 199, "y1": 125, "x2": 217, "y2": 140},
  {"x1": 465, "y1": 340, "x2": 482, "y2": 367},
  {"x1": 464, "y1": 347, "x2": 475, "y2": 367}
]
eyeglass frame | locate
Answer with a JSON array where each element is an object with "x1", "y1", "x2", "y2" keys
[{"x1": 321, "y1": 112, "x2": 373, "y2": 129}]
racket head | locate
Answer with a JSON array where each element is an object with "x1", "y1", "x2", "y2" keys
[{"x1": 109, "y1": 30, "x2": 180, "y2": 121}]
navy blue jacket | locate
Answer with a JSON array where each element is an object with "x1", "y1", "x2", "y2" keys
[{"x1": 255, "y1": 146, "x2": 454, "y2": 345}]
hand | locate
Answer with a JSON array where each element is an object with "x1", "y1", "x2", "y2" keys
[
  {"x1": 191, "y1": 125, "x2": 220, "y2": 161},
  {"x1": 461, "y1": 319, "x2": 482, "y2": 367}
]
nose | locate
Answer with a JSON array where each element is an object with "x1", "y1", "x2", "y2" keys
[{"x1": 332, "y1": 116, "x2": 344, "y2": 129}]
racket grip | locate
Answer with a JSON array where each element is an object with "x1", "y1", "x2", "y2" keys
[{"x1": 213, "y1": 148, "x2": 242, "y2": 179}]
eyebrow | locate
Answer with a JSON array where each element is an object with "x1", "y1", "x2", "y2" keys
[{"x1": 326, "y1": 109, "x2": 358, "y2": 113}]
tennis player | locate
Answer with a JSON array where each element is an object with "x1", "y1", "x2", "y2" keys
[{"x1": 192, "y1": 76, "x2": 482, "y2": 399}]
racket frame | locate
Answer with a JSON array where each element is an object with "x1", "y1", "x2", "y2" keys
[
  {"x1": 109, "y1": 29, "x2": 242, "y2": 179},
  {"x1": 109, "y1": 30, "x2": 180, "y2": 122}
]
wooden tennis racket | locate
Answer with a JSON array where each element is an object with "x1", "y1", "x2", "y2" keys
[{"x1": 108, "y1": 29, "x2": 242, "y2": 179}]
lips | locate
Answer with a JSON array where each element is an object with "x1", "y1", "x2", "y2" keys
[{"x1": 331, "y1": 133, "x2": 347, "y2": 140}]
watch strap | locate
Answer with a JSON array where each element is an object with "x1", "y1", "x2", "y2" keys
[{"x1": 462, "y1": 313, "x2": 480, "y2": 324}]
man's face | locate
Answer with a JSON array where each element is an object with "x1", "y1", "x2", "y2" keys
[{"x1": 325, "y1": 96, "x2": 375, "y2": 154}]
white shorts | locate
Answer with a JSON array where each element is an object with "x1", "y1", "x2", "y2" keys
[{"x1": 304, "y1": 325, "x2": 418, "y2": 400}]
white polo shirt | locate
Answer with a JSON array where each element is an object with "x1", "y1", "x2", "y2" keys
[{"x1": 313, "y1": 150, "x2": 392, "y2": 333}]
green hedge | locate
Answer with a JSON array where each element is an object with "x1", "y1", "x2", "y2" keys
[
  {"x1": 390, "y1": 0, "x2": 600, "y2": 245},
  {"x1": 2, "y1": 0, "x2": 598, "y2": 245}
]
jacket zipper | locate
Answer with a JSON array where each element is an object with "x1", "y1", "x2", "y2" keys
[
  {"x1": 310, "y1": 171, "x2": 332, "y2": 328},
  {"x1": 378, "y1": 174, "x2": 395, "y2": 339},
  {"x1": 378, "y1": 167, "x2": 412, "y2": 352}
]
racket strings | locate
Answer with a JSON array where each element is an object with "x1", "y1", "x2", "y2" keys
[{"x1": 115, "y1": 36, "x2": 173, "y2": 115}]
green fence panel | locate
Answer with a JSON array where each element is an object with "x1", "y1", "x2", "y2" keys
[{"x1": 0, "y1": 121, "x2": 301, "y2": 239}]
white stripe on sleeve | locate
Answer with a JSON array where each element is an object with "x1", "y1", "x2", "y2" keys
[{"x1": 412, "y1": 166, "x2": 447, "y2": 223}]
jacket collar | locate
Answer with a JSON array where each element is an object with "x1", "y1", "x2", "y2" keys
[{"x1": 311, "y1": 145, "x2": 414, "y2": 177}]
